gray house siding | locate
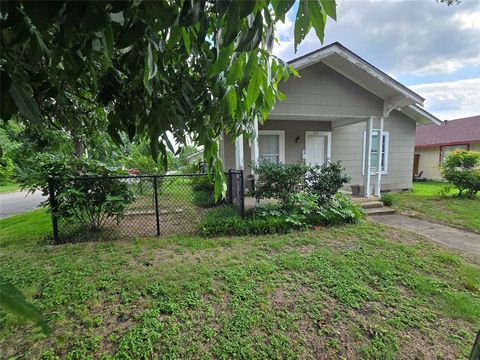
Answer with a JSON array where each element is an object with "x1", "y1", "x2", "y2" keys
[
  {"x1": 272, "y1": 62, "x2": 383, "y2": 119},
  {"x1": 331, "y1": 110, "x2": 416, "y2": 191},
  {"x1": 221, "y1": 61, "x2": 418, "y2": 192}
]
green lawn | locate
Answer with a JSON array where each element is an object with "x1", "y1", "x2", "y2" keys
[
  {"x1": 390, "y1": 181, "x2": 480, "y2": 233},
  {"x1": 1, "y1": 210, "x2": 479, "y2": 359},
  {"x1": 0, "y1": 182, "x2": 20, "y2": 193}
]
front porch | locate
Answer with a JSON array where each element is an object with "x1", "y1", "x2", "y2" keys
[{"x1": 229, "y1": 116, "x2": 388, "y2": 198}]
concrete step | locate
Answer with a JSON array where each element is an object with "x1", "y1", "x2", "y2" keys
[
  {"x1": 360, "y1": 201, "x2": 384, "y2": 209},
  {"x1": 365, "y1": 207, "x2": 396, "y2": 216},
  {"x1": 353, "y1": 196, "x2": 380, "y2": 204}
]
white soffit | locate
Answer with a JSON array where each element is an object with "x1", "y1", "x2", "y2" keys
[{"x1": 401, "y1": 105, "x2": 443, "y2": 126}]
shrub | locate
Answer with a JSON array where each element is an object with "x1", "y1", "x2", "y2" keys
[
  {"x1": 19, "y1": 155, "x2": 134, "y2": 234},
  {"x1": 380, "y1": 192, "x2": 395, "y2": 207},
  {"x1": 312, "y1": 193, "x2": 364, "y2": 225},
  {"x1": 0, "y1": 157, "x2": 15, "y2": 185},
  {"x1": 305, "y1": 161, "x2": 351, "y2": 204},
  {"x1": 441, "y1": 149, "x2": 480, "y2": 198},
  {"x1": 190, "y1": 175, "x2": 215, "y2": 208},
  {"x1": 251, "y1": 160, "x2": 308, "y2": 206}
]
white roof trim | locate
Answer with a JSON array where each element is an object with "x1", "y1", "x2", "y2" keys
[
  {"x1": 401, "y1": 105, "x2": 442, "y2": 126},
  {"x1": 289, "y1": 43, "x2": 425, "y2": 106}
]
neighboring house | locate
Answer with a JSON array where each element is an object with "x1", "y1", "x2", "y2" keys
[
  {"x1": 221, "y1": 42, "x2": 442, "y2": 196},
  {"x1": 415, "y1": 115, "x2": 480, "y2": 180}
]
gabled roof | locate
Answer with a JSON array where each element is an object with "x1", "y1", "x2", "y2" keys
[
  {"x1": 416, "y1": 115, "x2": 480, "y2": 147},
  {"x1": 288, "y1": 42, "x2": 441, "y2": 125}
]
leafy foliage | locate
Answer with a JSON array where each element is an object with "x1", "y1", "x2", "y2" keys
[
  {"x1": 199, "y1": 206, "x2": 292, "y2": 237},
  {"x1": 20, "y1": 155, "x2": 134, "y2": 234},
  {"x1": 0, "y1": 0, "x2": 336, "y2": 199},
  {"x1": 380, "y1": 192, "x2": 395, "y2": 207},
  {"x1": 441, "y1": 149, "x2": 480, "y2": 198},
  {"x1": 251, "y1": 161, "x2": 308, "y2": 206},
  {"x1": 306, "y1": 161, "x2": 351, "y2": 204}
]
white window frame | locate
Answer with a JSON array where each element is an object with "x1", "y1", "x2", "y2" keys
[
  {"x1": 362, "y1": 131, "x2": 389, "y2": 175},
  {"x1": 258, "y1": 130, "x2": 285, "y2": 163}
]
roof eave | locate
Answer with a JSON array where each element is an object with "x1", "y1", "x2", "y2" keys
[
  {"x1": 402, "y1": 105, "x2": 443, "y2": 126},
  {"x1": 288, "y1": 42, "x2": 425, "y2": 106}
]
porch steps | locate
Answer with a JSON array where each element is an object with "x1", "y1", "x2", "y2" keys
[{"x1": 353, "y1": 197, "x2": 396, "y2": 216}]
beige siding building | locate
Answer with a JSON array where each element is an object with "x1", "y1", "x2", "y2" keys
[
  {"x1": 414, "y1": 116, "x2": 480, "y2": 180},
  {"x1": 222, "y1": 43, "x2": 442, "y2": 196}
]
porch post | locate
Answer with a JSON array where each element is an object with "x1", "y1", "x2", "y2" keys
[
  {"x1": 375, "y1": 117, "x2": 384, "y2": 197},
  {"x1": 364, "y1": 117, "x2": 373, "y2": 197},
  {"x1": 235, "y1": 134, "x2": 244, "y2": 170},
  {"x1": 250, "y1": 118, "x2": 259, "y2": 174}
]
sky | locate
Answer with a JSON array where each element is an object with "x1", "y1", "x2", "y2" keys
[{"x1": 272, "y1": 0, "x2": 480, "y2": 120}]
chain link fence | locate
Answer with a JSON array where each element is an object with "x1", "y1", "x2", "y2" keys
[{"x1": 48, "y1": 170, "x2": 244, "y2": 243}]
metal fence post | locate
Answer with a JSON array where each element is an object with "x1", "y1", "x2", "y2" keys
[
  {"x1": 47, "y1": 176, "x2": 60, "y2": 243},
  {"x1": 227, "y1": 170, "x2": 233, "y2": 204},
  {"x1": 153, "y1": 176, "x2": 160, "y2": 236},
  {"x1": 239, "y1": 169, "x2": 245, "y2": 217}
]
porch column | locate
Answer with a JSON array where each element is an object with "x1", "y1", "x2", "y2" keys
[
  {"x1": 250, "y1": 118, "x2": 259, "y2": 175},
  {"x1": 235, "y1": 134, "x2": 244, "y2": 170},
  {"x1": 375, "y1": 117, "x2": 385, "y2": 197},
  {"x1": 364, "y1": 117, "x2": 373, "y2": 197}
]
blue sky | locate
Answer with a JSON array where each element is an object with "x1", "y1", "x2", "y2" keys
[{"x1": 272, "y1": 0, "x2": 480, "y2": 120}]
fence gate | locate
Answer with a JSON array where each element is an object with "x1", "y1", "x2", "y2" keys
[{"x1": 48, "y1": 171, "x2": 244, "y2": 243}]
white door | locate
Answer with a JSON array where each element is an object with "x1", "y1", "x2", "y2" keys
[{"x1": 305, "y1": 131, "x2": 330, "y2": 166}]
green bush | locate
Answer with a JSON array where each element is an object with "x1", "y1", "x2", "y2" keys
[
  {"x1": 20, "y1": 155, "x2": 134, "y2": 234},
  {"x1": 305, "y1": 161, "x2": 351, "y2": 204},
  {"x1": 441, "y1": 149, "x2": 480, "y2": 198},
  {"x1": 251, "y1": 160, "x2": 351, "y2": 207},
  {"x1": 251, "y1": 161, "x2": 308, "y2": 206},
  {"x1": 311, "y1": 193, "x2": 364, "y2": 225},
  {"x1": 0, "y1": 157, "x2": 15, "y2": 185},
  {"x1": 380, "y1": 192, "x2": 395, "y2": 207},
  {"x1": 190, "y1": 175, "x2": 215, "y2": 208}
]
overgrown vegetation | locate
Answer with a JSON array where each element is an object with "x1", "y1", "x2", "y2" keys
[
  {"x1": 380, "y1": 192, "x2": 395, "y2": 207},
  {"x1": 441, "y1": 149, "x2": 480, "y2": 198},
  {"x1": 21, "y1": 156, "x2": 134, "y2": 236},
  {"x1": 1, "y1": 210, "x2": 479, "y2": 358}
]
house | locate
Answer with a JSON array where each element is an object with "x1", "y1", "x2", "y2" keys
[
  {"x1": 221, "y1": 42, "x2": 442, "y2": 196},
  {"x1": 414, "y1": 115, "x2": 480, "y2": 180}
]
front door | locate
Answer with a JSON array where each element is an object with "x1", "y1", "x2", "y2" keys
[{"x1": 305, "y1": 131, "x2": 331, "y2": 166}]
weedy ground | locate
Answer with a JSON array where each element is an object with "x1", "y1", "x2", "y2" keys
[
  {"x1": 1, "y1": 209, "x2": 479, "y2": 359},
  {"x1": 390, "y1": 181, "x2": 480, "y2": 233}
]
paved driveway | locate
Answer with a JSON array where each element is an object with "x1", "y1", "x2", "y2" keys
[
  {"x1": 0, "y1": 190, "x2": 47, "y2": 219},
  {"x1": 371, "y1": 214, "x2": 480, "y2": 255}
]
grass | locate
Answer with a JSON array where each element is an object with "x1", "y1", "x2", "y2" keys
[
  {"x1": 0, "y1": 182, "x2": 20, "y2": 193},
  {"x1": 1, "y1": 210, "x2": 479, "y2": 359},
  {"x1": 389, "y1": 181, "x2": 480, "y2": 233}
]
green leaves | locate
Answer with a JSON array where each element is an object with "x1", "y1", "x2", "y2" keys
[
  {"x1": 0, "y1": 280, "x2": 51, "y2": 334},
  {"x1": 320, "y1": 0, "x2": 337, "y2": 21},
  {"x1": 294, "y1": 0, "x2": 312, "y2": 52},
  {"x1": 226, "y1": 86, "x2": 237, "y2": 119},
  {"x1": 308, "y1": 0, "x2": 327, "y2": 43},
  {"x1": 246, "y1": 65, "x2": 263, "y2": 110},
  {"x1": 1, "y1": 0, "x2": 337, "y2": 202},
  {"x1": 9, "y1": 82, "x2": 42, "y2": 125},
  {"x1": 235, "y1": 12, "x2": 263, "y2": 52}
]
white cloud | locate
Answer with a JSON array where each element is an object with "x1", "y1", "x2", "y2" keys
[
  {"x1": 272, "y1": 0, "x2": 480, "y2": 77},
  {"x1": 410, "y1": 78, "x2": 480, "y2": 120}
]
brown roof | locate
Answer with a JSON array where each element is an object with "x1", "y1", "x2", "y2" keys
[{"x1": 415, "y1": 115, "x2": 480, "y2": 147}]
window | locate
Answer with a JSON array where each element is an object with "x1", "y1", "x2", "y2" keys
[
  {"x1": 362, "y1": 131, "x2": 389, "y2": 175},
  {"x1": 440, "y1": 144, "x2": 468, "y2": 164},
  {"x1": 258, "y1": 130, "x2": 285, "y2": 164}
]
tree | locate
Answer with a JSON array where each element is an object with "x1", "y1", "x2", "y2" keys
[
  {"x1": 441, "y1": 149, "x2": 480, "y2": 198},
  {"x1": 0, "y1": 0, "x2": 336, "y2": 198}
]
